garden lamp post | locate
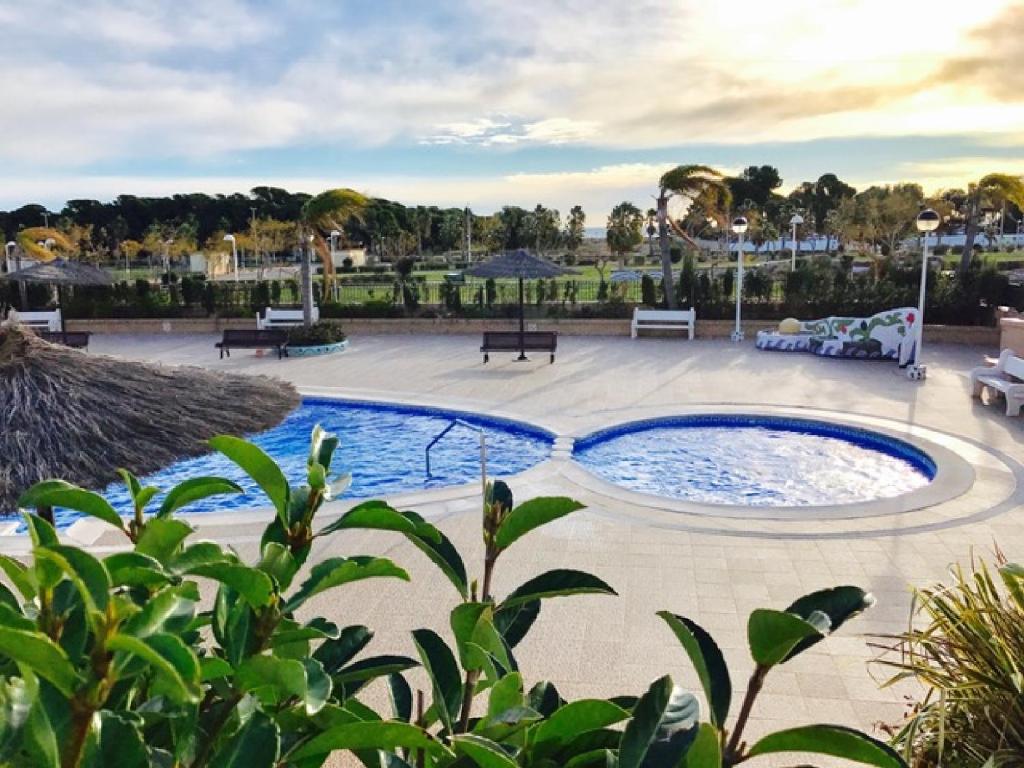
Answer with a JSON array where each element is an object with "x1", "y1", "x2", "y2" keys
[
  {"x1": 223, "y1": 234, "x2": 238, "y2": 282},
  {"x1": 329, "y1": 230, "x2": 341, "y2": 300},
  {"x1": 908, "y1": 208, "x2": 940, "y2": 381},
  {"x1": 4, "y1": 241, "x2": 15, "y2": 274},
  {"x1": 731, "y1": 216, "x2": 748, "y2": 342},
  {"x1": 789, "y1": 213, "x2": 804, "y2": 272}
]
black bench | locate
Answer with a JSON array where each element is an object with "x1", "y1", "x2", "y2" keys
[
  {"x1": 38, "y1": 331, "x2": 90, "y2": 349},
  {"x1": 481, "y1": 331, "x2": 557, "y2": 363},
  {"x1": 216, "y1": 329, "x2": 289, "y2": 359}
]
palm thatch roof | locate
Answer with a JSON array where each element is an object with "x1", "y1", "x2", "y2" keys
[
  {"x1": 0, "y1": 258, "x2": 112, "y2": 286},
  {"x1": 0, "y1": 325, "x2": 300, "y2": 514},
  {"x1": 467, "y1": 249, "x2": 577, "y2": 279}
]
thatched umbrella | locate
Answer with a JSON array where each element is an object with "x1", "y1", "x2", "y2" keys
[
  {"x1": 467, "y1": 249, "x2": 577, "y2": 360},
  {"x1": 0, "y1": 258, "x2": 113, "y2": 332},
  {"x1": 0, "y1": 325, "x2": 300, "y2": 515}
]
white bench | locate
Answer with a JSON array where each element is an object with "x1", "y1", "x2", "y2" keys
[
  {"x1": 5, "y1": 308, "x2": 62, "y2": 331},
  {"x1": 631, "y1": 308, "x2": 695, "y2": 340},
  {"x1": 256, "y1": 306, "x2": 318, "y2": 330},
  {"x1": 970, "y1": 349, "x2": 1024, "y2": 416}
]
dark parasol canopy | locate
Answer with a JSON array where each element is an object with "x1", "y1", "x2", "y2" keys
[
  {"x1": 0, "y1": 258, "x2": 113, "y2": 332},
  {"x1": 0, "y1": 325, "x2": 300, "y2": 514},
  {"x1": 467, "y1": 249, "x2": 577, "y2": 360}
]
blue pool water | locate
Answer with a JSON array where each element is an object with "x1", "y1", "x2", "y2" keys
[
  {"x1": 573, "y1": 415, "x2": 934, "y2": 507},
  {"x1": 49, "y1": 399, "x2": 552, "y2": 528}
]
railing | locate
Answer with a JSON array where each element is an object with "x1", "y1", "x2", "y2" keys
[{"x1": 425, "y1": 419, "x2": 488, "y2": 496}]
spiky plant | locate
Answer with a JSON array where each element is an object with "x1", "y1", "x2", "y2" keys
[{"x1": 878, "y1": 554, "x2": 1024, "y2": 767}]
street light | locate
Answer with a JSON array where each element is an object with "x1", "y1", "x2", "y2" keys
[
  {"x1": 788, "y1": 213, "x2": 804, "y2": 272},
  {"x1": 4, "y1": 241, "x2": 15, "y2": 274},
  {"x1": 223, "y1": 234, "x2": 238, "y2": 282},
  {"x1": 731, "y1": 216, "x2": 748, "y2": 342},
  {"x1": 908, "y1": 208, "x2": 940, "y2": 381}
]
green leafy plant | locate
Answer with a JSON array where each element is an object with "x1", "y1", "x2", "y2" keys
[
  {"x1": 877, "y1": 555, "x2": 1024, "y2": 767},
  {"x1": 0, "y1": 426, "x2": 909, "y2": 768},
  {"x1": 286, "y1": 320, "x2": 347, "y2": 347}
]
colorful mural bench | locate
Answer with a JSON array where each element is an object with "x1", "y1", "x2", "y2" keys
[{"x1": 755, "y1": 307, "x2": 917, "y2": 365}]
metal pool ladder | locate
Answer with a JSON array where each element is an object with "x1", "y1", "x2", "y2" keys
[{"x1": 425, "y1": 419, "x2": 488, "y2": 496}]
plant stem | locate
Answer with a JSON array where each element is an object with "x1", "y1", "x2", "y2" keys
[
  {"x1": 725, "y1": 665, "x2": 767, "y2": 765},
  {"x1": 456, "y1": 554, "x2": 497, "y2": 733},
  {"x1": 191, "y1": 693, "x2": 243, "y2": 768},
  {"x1": 62, "y1": 702, "x2": 94, "y2": 768}
]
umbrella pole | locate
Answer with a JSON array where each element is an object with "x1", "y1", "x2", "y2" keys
[
  {"x1": 517, "y1": 276, "x2": 528, "y2": 361},
  {"x1": 58, "y1": 285, "x2": 66, "y2": 333}
]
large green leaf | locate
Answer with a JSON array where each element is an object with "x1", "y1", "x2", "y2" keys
[
  {"x1": 747, "y1": 609, "x2": 822, "y2": 668},
  {"x1": 453, "y1": 734, "x2": 518, "y2": 768},
  {"x1": 158, "y1": 477, "x2": 243, "y2": 518},
  {"x1": 494, "y1": 599, "x2": 540, "y2": 649},
  {"x1": 501, "y1": 569, "x2": 617, "y2": 609},
  {"x1": 332, "y1": 655, "x2": 420, "y2": 686},
  {"x1": 533, "y1": 700, "x2": 630, "y2": 749},
  {"x1": 135, "y1": 518, "x2": 193, "y2": 564},
  {"x1": 236, "y1": 655, "x2": 308, "y2": 709},
  {"x1": 290, "y1": 721, "x2": 449, "y2": 761},
  {"x1": 103, "y1": 552, "x2": 168, "y2": 589},
  {"x1": 388, "y1": 672, "x2": 413, "y2": 722},
  {"x1": 657, "y1": 612, "x2": 731, "y2": 728},
  {"x1": 122, "y1": 587, "x2": 196, "y2": 639},
  {"x1": 0, "y1": 554, "x2": 36, "y2": 600},
  {"x1": 90, "y1": 711, "x2": 148, "y2": 768},
  {"x1": 209, "y1": 711, "x2": 280, "y2": 768},
  {"x1": 0, "y1": 627, "x2": 79, "y2": 697},
  {"x1": 210, "y1": 435, "x2": 290, "y2": 517},
  {"x1": 747, "y1": 724, "x2": 907, "y2": 768},
  {"x1": 257, "y1": 542, "x2": 298, "y2": 591},
  {"x1": 451, "y1": 603, "x2": 511, "y2": 674},
  {"x1": 495, "y1": 497, "x2": 584, "y2": 551},
  {"x1": 17, "y1": 481, "x2": 124, "y2": 532},
  {"x1": 400, "y1": 511, "x2": 468, "y2": 598},
  {"x1": 284, "y1": 556, "x2": 409, "y2": 612},
  {"x1": 412, "y1": 628, "x2": 463, "y2": 734},
  {"x1": 185, "y1": 563, "x2": 274, "y2": 608},
  {"x1": 487, "y1": 672, "x2": 524, "y2": 719},
  {"x1": 302, "y1": 658, "x2": 333, "y2": 715},
  {"x1": 168, "y1": 541, "x2": 234, "y2": 573},
  {"x1": 312, "y1": 625, "x2": 373, "y2": 674},
  {"x1": 618, "y1": 676, "x2": 699, "y2": 768},
  {"x1": 681, "y1": 723, "x2": 721, "y2": 768},
  {"x1": 783, "y1": 586, "x2": 873, "y2": 660},
  {"x1": 18, "y1": 671, "x2": 59, "y2": 768},
  {"x1": 107, "y1": 633, "x2": 200, "y2": 703},
  {"x1": 37, "y1": 545, "x2": 110, "y2": 618},
  {"x1": 317, "y1": 500, "x2": 418, "y2": 537}
]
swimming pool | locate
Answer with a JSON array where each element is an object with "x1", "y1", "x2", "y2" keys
[
  {"x1": 572, "y1": 415, "x2": 934, "y2": 507},
  {"x1": 51, "y1": 399, "x2": 553, "y2": 528}
]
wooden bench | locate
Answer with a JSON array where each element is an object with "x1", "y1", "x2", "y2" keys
[
  {"x1": 216, "y1": 329, "x2": 289, "y2": 359},
  {"x1": 38, "y1": 331, "x2": 90, "y2": 349},
  {"x1": 970, "y1": 349, "x2": 1024, "y2": 416},
  {"x1": 631, "y1": 308, "x2": 695, "y2": 340},
  {"x1": 481, "y1": 331, "x2": 557, "y2": 363},
  {"x1": 256, "y1": 306, "x2": 318, "y2": 330}
]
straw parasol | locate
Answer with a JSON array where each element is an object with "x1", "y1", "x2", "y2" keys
[
  {"x1": 0, "y1": 325, "x2": 300, "y2": 514},
  {"x1": 0, "y1": 258, "x2": 113, "y2": 332},
  {"x1": 467, "y1": 249, "x2": 577, "y2": 360}
]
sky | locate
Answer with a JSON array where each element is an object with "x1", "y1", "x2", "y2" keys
[{"x1": 1, "y1": 0, "x2": 1022, "y2": 219}]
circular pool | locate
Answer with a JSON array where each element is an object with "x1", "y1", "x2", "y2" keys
[
  {"x1": 56, "y1": 398, "x2": 552, "y2": 528},
  {"x1": 572, "y1": 415, "x2": 935, "y2": 507}
]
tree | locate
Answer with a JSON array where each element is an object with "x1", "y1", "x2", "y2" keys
[
  {"x1": 833, "y1": 184, "x2": 924, "y2": 266},
  {"x1": 727, "y1": 165, "x2": 783, "y2": 209},
  {"x1": 299, "y1": 188, "x2": 369, "y2": 326},
  {"x1": 525, "y1": 204, "x2": 560, "y2": 255},
  {"x1": 959, "y1": 173, "x2": 1024, "y2": 272},
  {"x1": 788, "y1": 173, "x2": 856, "y2": 232},
  {"x1": 563, "y1": 205, "x2": 586, "y2": 256},
  {"x1": 605, "y1": 201, "x2": 644, "y2": 278},
  {"x1": 657, "y1": 165, "x2": 726, "y2": 308}
]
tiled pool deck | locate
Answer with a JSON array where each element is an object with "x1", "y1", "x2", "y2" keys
[{"x1": 12, "y1": 332, "x2": 1024, "y2": 762}]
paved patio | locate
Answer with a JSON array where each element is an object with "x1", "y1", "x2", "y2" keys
[{"x1": 32, "y1": 333, "x2": 1024, "y2": 759}]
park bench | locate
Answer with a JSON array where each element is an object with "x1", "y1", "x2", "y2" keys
[
  {"x1": 256, "y1": 306, "x2": 318, "y2": 330},
  {"x1": 631, "y1": 308, "x2": 696, "y2": 340},
  {"x1": 38, "y1": 331, "x2": 90, "y2": 349},
  {"x1": 481, "y1": 331, "x2": 557, "y2": 363},
  {"x1": 216, "y1": 329, "x2": 289, "y2": 360},
  {"x1": 970, "y1": 349, "x2": 1024, "y2": 416},
  {"x1": 6, "y1": 308, "x2": 62, "y2": 332}
]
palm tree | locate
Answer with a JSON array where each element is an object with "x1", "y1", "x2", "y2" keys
[
  {"x1": 657, "y1": 165, "x2": 727, "y2": 308},
  {"x1": 299, "y1": 188, "x2": 369, "y2": 325},
  {"x1": 959, "y1": 174, "x2": 1024, "y2": 273}
]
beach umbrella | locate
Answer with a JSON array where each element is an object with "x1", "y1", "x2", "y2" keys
[
  {"x1": 0, "y1": 324, "x2": 300, "y2": 516},
  {"x1": 467, "y1": 249, "x2": 577, "y2": 360},
  {"x1": 0, "y1": 258, "x2": 113, "y2": 332}
]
